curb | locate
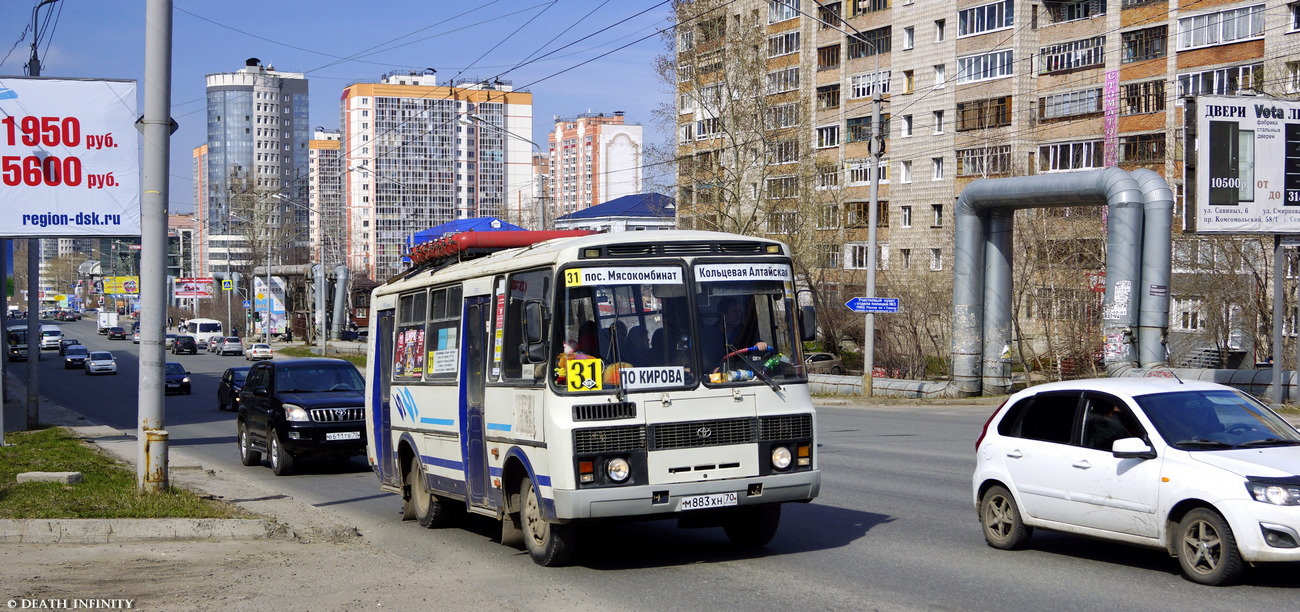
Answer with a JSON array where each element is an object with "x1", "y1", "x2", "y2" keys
[
  {"x1": 1, "y1": 374, "x2": 361, "y2": 545},
  {"x1": 0, "y1": 517, "x2": 290, "y2": 544}
]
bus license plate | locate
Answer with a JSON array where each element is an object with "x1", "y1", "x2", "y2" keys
[
  {"x1": 326, "y1": 431, "x2": 361, "y2": 441},
  {"x1": 677, "y1": 492, "x2": 738, "y2": 511}
]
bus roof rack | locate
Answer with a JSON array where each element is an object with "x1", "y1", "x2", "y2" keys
[{"x1": 403, "y1": 230, "x2": 596, "y2": 275}]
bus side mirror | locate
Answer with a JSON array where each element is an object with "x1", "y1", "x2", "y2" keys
[
  {"x1": 799, "y1": 306, "x2": 816, "y2": 342},
  {"x1": 523, "y1": 301, "x2": 544, "y2": 344}
]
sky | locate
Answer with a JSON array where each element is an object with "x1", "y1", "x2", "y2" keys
[{"x1": 0, "y1": 0, "x2": 677, "y2": 214}]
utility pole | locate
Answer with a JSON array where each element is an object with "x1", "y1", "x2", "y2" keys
[
  {"x1": 23, "y1": 0, "x2": 62, "y2": 429},
  {"x1": 863, "y1": 91, "x2": 882, "y2": 398},
  {"x1": 138, "y1": 0, "x2": 175, "y2": 491}
]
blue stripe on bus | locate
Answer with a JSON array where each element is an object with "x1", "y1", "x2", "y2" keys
[
  {"x1": 421, "y1": 454, "x2": 464, "y2": 471},
  {"x1": 486, "y1": 422, "x2": 512, "y2": 431},
  {"x1": 489, "y1": 466, "x2": 502, "y2": 478},
  {"x1": 420, "y1": 417, "x2": 455, "y2": 426},
  {"x1": 536, "y1": 474, "x2": 551, "y2": 487}
]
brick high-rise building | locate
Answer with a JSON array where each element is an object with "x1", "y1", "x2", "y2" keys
[{"x1": 548, "y1": 112, "x2": 643, "y2": 218}]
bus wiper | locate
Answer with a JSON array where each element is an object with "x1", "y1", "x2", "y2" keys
[
  {"x1": 606, "y1": 322, "x2": 627, "y2": 403},
  {"x1": 750, "y1": 362, "x2": 782, "y2": 392}
]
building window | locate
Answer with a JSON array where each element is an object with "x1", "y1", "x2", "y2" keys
[
  {"x1": 903, "y1": 26, "x2": 915, "y2": 50},
  {"x1": 935, "y1": 19, "x2": 946, "y2": 42},
  {"x1": 769, "y1": 0, "x2": 799, "y2": 24},
  {"x1": 766, "y1": 67, "x2": 800, "y2": 94},
  {"x1": 932, "y1": 204, "x2": 943, "y2": 226},
  {"x1": 847, "y1": 244, "x2": 871, "y2": 270},
  {"x1": 900, "y1": 205, "x2": 913, "y2": 227},
  {"x1": 902, "y1": 115, "x2": 913, "y2": 137},
  {"x1": 932, "y1": 110, "x2": 945, "y2": 134},
  {"x1": 848, "y1": 27, "x2": 891, "y2": 59},
  {"x1": 818, "y1": 45, "x2": 842, "y2": 71},
  {"x1": 1289, "y1": 61, "x2": 1300, "y2": 94},
  {"x1": 959, "y1": 0, "x2": 1014, "y2": 37},
  {"x1": 1121, "y1": 80, "x2": 1165, "y2": 115},
  {"x1": 1177, "y1": 4, "x2": 1264, "y2": 51},
  {"x1": 1045, "y1": 0, "x2": 1104, "y2": 24},
  {"x1": 820, "y1": 243, "x2": 842, "y2": 268},
  {"x1": 767, "y1": 139, "x2": 800, "y2": 164},
  {"x1": 767, "y1": 211, "x2": 798, "y2": 233},
  {"x1": 767, "y1": 103, "x2": 800, "y2": 129},
  {"x1": 816, "y1": 125, "x2": 841, "y2": 148},
  {"x1": 934, "y1": 64, "x2": 946, "y2": 88},
  {"x1": 1293, "y1": 4, "x2": 1300, "y2": 32},
  {"x1": 957, "y1": 145, "x2": 1012, "y2": 176},
  {"x1": 766, "y1": 176, "x2": 799, "y2": 199},
  {"x1": 817, "y1": 84, "x2": 841, "y2": 110},
  {"x1": 696, "y1": 116, "x2": 722, "y2": 138},
  {"x1": 1176, "y1": 63, "x2": 1262, "y2": 97},
  {"x1": 768, "y1": 31, "x2": 801, "y2": 57},
  {"x1": 903, "y1": 70, "x2": 915, "y2": 94},
  {"x1": 1039, "y1": 36, "x2": 1104, "y2": 74},
  {"x1": 1039, "y1": 140, "x2": 1103, "y2": 172},
  {"x1": 930, "y1": 248, "x2": 943, "y2": 271},
  {"x1": 1122, "y1": 26, "x2": 1166, "y2": 64},
  {"x1": 932, "y1": 157, "x2": 945, "y2": 180},
  {"x1": 957, "y1": 49, "x2": 1012, "y2": 83},
  {"x1": 818, "y1": 170, "x2": 841, "y2": 191},
  {"x1": 901, "y1": 248, "x2": 911, "y2": 269},
  {"x1": 900, "y1": 160, "x2": 912, "y2": 183},
  {"x1": 846, "y1": 200, "x2": 889, "y2": 227},
  {"x1": 1119, "y1": 133, "x2": 1165, "y2": 165},
  {"x1": 850, "y1": 70, "x2": 891, "y2": 98},
  {"x1": 855, "y1": 0, "x2": 889, "y2": 13},
  {"x1": 1039, "y1": 88, "x2": 1102, "y2": 120},
  {"x1": 819, "y1": 203, "x2": 841, "y2": 228},
  {"x1": 819, "y1": 2, "x2": 842, "y2": 30},
  {"x1": 957, "y1": 96, "x2": 1011, "y2": 131},
  {"x1": 1173, "y1": 297, "x2": 1203, "y2": 331},
  {"x1": 848, "y1": 159, "x2": 890, "y2": 185}
]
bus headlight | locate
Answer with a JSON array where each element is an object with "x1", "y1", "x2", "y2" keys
[
  {"x1": 771, "y1": 446, "x2": 792, "y2": 470},
  {"x1": 607, "y1": 457, "x2": 631, "y2": 482}
]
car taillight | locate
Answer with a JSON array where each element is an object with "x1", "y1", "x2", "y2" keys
[{"x1": 975, "y1": 399, "x2": 1007, "y2": 450}]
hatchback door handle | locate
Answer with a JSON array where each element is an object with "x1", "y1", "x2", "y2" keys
[
  {"x1": 1073, "y1": 460, "x2": 1091, "y2": 470},
  {"x1": 1005, "y1": 449, "x2": 1023, "y2": 459}
]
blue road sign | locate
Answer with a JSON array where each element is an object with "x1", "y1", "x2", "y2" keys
[
  {"x1": 845, "y1": 297, "x2": 899, "y2": 313},
  {"x1": 242, "y1": 300, "x2": 252, "y2": 309}
]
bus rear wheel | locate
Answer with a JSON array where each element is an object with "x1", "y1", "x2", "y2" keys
[
  {"x1": 521, "y1": 477, "x2": 576, "y2": 566},
  {"x1": 723, "y1": 504, "x2": 781, "y2": 548}
]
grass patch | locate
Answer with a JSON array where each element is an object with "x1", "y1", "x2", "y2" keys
[
  {"x1": 0, "y1": 427, "x2": 251, "y2": 519},
  {"x1": 276, "y1": 344, "x2": 365, "y2": 368}
]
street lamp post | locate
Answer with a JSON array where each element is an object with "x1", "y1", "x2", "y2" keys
[{"x1": 461, "y1": 113, "x2": 547, "y2": 230}]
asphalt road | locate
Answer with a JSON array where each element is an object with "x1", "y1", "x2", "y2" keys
[{"x1": 7, "y1": 317, "x2": 1298, "y2": 610}]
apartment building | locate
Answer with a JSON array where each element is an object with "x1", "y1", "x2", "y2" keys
[
  {"x1": 676, "y1": 0, "x2": 1300, "y2": 367},
  {"x1": 308, "y1": 130, "x2": 345, "y2": 268},
  {"x1": 338, "y1": 71, "x2": 533, "y2": 280},
  {"x1": 547, "y1": 112, "x2": 644, "y2": 218},
  {"x1": 196, "y1": 58, "x2": 310, "y2": 276}
]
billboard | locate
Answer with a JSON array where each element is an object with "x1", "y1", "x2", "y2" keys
[
  {"x1": 173, "y1": 277, "x2": 214, "y2": 299},
  {"x1": 103, "y1": 276, "x2": 138, "y2": 294},
  {"x1": 1194, "y1": 95, "x2": 1300, "y2": 233},
  {"x1": 0, "y1": 77, "x2": 140, "y2": 237}
]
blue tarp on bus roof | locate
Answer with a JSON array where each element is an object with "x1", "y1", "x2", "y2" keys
[{"x1": 405, "y1": 216, "x2": 525, "y2": 249}]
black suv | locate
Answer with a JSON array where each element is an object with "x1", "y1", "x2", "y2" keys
[
  {"x1": 172, "y1": 335, "x2": 198, "y2": 354},
  {"x1": 236, "y1": 358, "x2": 366, "y2": 475}
]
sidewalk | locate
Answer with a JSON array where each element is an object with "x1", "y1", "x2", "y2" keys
[{"x1": 0, "y1": 374, "x2": 497, "y2": 611}]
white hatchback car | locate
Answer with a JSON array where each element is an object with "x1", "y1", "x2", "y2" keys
[
  {"x1": 84, "y1": 351, "x2": 117, "y2": 375},
  {"x1": 245, "y1": 343, "x2": 273, "y2": 361},
  {"x1": 973, "y1": 378, "x2": 1300, "y2": 586}
]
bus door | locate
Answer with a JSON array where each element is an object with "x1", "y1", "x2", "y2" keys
[
  {"x1": 462, "y1": 296, "x2": 491, "y2": 508},
  {"x1": 372, "y1": 308, "x2": 398, "y2": 486}
]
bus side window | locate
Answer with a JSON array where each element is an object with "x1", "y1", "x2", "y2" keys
[{"x1": 502, "y1": 269, "x2": 550, "y2": 382}]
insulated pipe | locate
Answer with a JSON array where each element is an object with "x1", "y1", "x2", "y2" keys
[
  {"x1": 331, "y1": 264, "x2": 350, "y2": 340},
  {"x1": 952, "y1": 168, "x2": 1145, "y2": 396},
  {"x1": 313, "y1": 264, "x2": 326, "y2": 344},
  {"x1": 1132, "y1": 168, "x2": 1174, "y2": 368},
  {"x1": 982, "y1": 209, "x2": 1015, "y2": 394}
]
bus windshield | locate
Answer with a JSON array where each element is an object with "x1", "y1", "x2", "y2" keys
[{"x1": 554, "y1": 262, "x2": 803, "y2": 393}]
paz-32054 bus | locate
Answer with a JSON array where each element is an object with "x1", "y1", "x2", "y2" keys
[{"x1": 365, "y1": 230, "x2": 821, "y2": 565}]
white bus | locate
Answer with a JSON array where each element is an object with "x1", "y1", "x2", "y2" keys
[
  {"x1": 181, "y1": 318, "x2": 223, "y2": 338},
  {"x1": 365, "y1": 230, "x2": 821, "y2": 565}
]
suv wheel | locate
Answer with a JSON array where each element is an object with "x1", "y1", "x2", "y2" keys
[
  {"x1": 269, "y1": 431, "x2": 295, "y2": 476},
  {"x1": 1177, "y1": 508, "x2": 1243, "y2": 586},
  {"x1": 980, "y1": 485, "x2": 1032, "y2": 550},
  {"x1": 238, "y1": 422, "x2": 261, "y2": 466}
]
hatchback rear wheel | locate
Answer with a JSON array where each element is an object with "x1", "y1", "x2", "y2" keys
[{"x1": 980, "y1": 485, "x2": 1031, "y2": 550}]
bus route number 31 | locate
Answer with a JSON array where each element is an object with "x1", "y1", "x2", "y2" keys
[{"x1": 566, "y1": 358, "x2": 603, "y2": 391}]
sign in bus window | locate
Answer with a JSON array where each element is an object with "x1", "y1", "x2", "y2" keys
[{"x1": 393, "y1": 328, "x2": 425, "y2": 379}]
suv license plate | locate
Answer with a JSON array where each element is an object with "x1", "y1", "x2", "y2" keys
[
  {"x1": 326, "y1": 431, "x2": 361, "y2": 441},
  {"x1": 677, "y1": 492, "x2": 738, "y2": 511}
]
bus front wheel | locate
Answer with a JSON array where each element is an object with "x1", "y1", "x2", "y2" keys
[
  {"x1": 723, "y1": 503, "x2": 781, "y2": 548},
  {"x1": 406, "y1": 459, "x2": 453, "y2": 528},
  {"x1": 521, "y1": 477, "x2": 576, "y2": 566}
]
